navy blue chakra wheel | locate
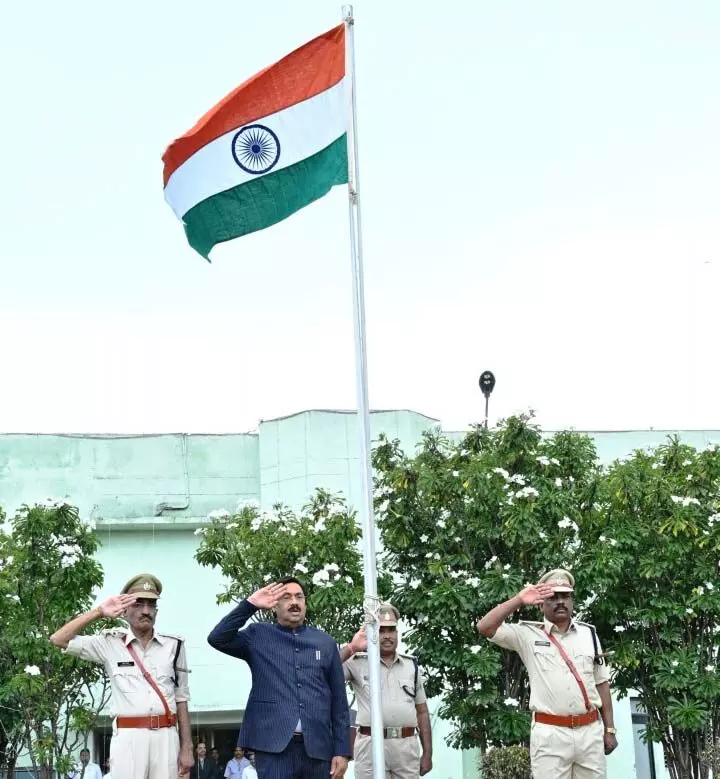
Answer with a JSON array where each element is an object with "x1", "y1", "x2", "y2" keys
[{"x1": 231, "y1": 124, "x2": 281, "y2": 175}]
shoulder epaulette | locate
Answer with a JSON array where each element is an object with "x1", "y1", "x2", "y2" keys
[
  {"x1": 575, "y1": 621, "x2": 595, "y2": 630},
  {"x1": 518, "y1": 620, "x2": 544, "y2": 627},
  {"x1": 399, "y1": 653, "x2": 418, "y2": 661},
  {"x1": 352, "y1": 652, "x2": 368, "y2": 659},
  {"x1": 159, "y1": 633, "x2": 184, "y2": 641}
]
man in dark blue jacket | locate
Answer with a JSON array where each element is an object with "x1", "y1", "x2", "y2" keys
[{"x1": 208, "y1": 577, "x2": 350, "y2": 779}]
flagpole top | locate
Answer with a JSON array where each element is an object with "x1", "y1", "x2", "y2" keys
[{"x1": 342, "y1": 4, "x2": 354, "y2": 24}]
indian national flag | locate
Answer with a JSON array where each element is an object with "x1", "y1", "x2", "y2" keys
[{"x1": 163, "y1": 24, "x2": 348, "y2": 259}]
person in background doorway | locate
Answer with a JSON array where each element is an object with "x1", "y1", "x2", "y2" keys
[
  {"x1": 67, "y1": 748, "x2": 103, "y2": 779},
  {"x1": 193, "y1": 741, "x2": 221, "y2": 779},
  {"x1": 210, "y1": 748, "x2": 223, "y2": 772},
  {"x1": 224, "y1": 746, "x2": 250, "y2": 778}
]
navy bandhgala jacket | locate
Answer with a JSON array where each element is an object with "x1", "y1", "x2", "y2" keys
[{"x1": 207, "y1": 600, "x2": 351, "y2": 760}]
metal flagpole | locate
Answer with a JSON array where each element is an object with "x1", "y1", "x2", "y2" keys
[{"x1": 342, "y1": 5, "x2": 387, "y2": 777}]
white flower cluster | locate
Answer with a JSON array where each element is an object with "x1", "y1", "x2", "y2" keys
[
  {"x1": 193, "y1": 527, "x2": 207, "y2": 537},
  {"x1": 5, "y1": 594, "x2": 20, "y2": 602},
  {"x1": 57, "y1": 543, "x2": 82, "y2": 569},
  {"x1": 484, "y1": 555, "x2": 498, "y2": 570},
  {"x1": 515, "y1": 486, "x2": 539, "y2": 499},
  {"x1": 503, "y1": 697, "x2": 520, "y2": 707},
  {"x1": 598, "y1": 535, "x2": 617, "y2": 547},
  {"x1": 24, "y1": 665, "x2": 41, "y2": 676},
  {"x1": 294, "y1": 562, "x2": 308, "y2": 573},
  {"x1": 558, "y1": 517, "x2": 579, "y2": 532},
  {"x1": 312, "y1": 563, "x2": 343, "y2": 588},
  {"x1": 671, "y1": 496, "x2": 700, "y2": 507},
  {"x1": 0, "y1": 555, "x2": 13, "y2": 571}
]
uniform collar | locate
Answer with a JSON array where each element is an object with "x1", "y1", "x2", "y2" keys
[
  {"x1": 543, "y1": 617, "x2": 577, "y2": 635},
  {"x1": 123, "y1": 629, "x2": 165, "y2": 646},
  {"x1": 380, "y1": 652, "x2": 401, "y2": 667}
]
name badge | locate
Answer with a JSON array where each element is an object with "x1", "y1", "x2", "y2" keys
[
  {"x1": 117, "y1": 661, "x2": 135, "y2": 667},
  {"x1": 534, "y1": 640, "x2": 551, "y2": 647}
]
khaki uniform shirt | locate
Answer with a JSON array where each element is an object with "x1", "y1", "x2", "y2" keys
[
  {"x1": 65, "y1": 629, "x2": 190, "y2": 717},
  {"x1": 344, "y1": 652, "x2": 427, "y2": 727},
  {"x1": 489, "y1": 618, "x2": 610, "y2": 716}
]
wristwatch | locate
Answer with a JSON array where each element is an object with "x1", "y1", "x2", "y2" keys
[{"x1": 605, "y1": 727, "x2": 617, "y2": 735}]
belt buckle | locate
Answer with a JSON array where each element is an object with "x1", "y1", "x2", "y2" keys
[
  {"x1": 570, "y1": 715, "x2": 580, "y2": 728},
  {"x1": 387, "y1": 727, "x2": 401, "y2": 739},
  {"x1": 149, "y1": 715, "x2": 160, "y2": 730}
]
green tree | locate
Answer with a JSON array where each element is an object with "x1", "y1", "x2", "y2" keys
[
  {"x1": 194, "y1": 489, "x2": 391, "y2": 644},
  {"x1": 580, "y1": 438, "x2": 720, "y2": 779},
  {"x1": 0, "y1": 500, "x2": 109, "y2": 779},
  {"x1": 372, "y1": 414, "x2": 601, "y2": 751}
]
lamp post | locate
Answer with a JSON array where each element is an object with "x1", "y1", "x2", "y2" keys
[{"x1": 478, "y1": 371, "x2": 496, "y2": 427}]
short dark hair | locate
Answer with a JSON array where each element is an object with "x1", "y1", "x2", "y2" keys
[
  {"x1": 80, "y1": 749, "x2": 90, "y2": 755},
  {"x1": 278, "y1": 576, "x2": 306, "y2": 595}
]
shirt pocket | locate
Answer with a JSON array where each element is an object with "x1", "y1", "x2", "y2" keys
[
  {"x1": 532, "y1": 645, "x2": 560, "y2": 668},
  {"x1": 112, "y1": 666, "x2": 144, "y2": 694},
  {"x1": 572, "y1": 648, "x2": 596, "y2": 675}
]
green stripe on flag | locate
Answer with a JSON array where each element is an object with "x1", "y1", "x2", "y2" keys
[{"x1": 183, "y1": 135, "x2": 348, "y2": 259}]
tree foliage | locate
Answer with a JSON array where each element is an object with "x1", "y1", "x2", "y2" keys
[
  {"x1": 194, "y1": 489, "x2": 392, "y2": 644},
  {"x1": 580, "y1": 438, "x2": 720, "y2": 779},
  {"x1": 372, "y1": 414, "x2": 601, "y2": 751},
  {"x1": 0, "y1": 501, "x2": 109, "y2": 778}
]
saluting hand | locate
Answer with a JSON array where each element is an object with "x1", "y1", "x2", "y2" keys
[
  {"x1": 248, "y1": 582, "x2": 288, "y2": 610},
  {"x1": 98, "y1": 594, "x2": 138, "y2": 618},
  {"x1": 517, "y1": 583, "x2": 555, "y2": 606},
  {"x1": 349, "y1": 627, "x2": 368, "y2": 653}
]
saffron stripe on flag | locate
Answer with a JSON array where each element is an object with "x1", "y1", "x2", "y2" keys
[
  {"x1": 182, "y1": 135, "x2": 348, "y2": 259},
  {"x1": 164, "y1": 78, "x2": 347, "y2": 220},
  {"x1": 162, "y1": 24, "x2": 345, "y2": 185}
]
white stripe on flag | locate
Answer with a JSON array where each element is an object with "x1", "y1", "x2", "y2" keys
[{"x1": 164, "y1": 78, "x2": 347, "y2": 219}]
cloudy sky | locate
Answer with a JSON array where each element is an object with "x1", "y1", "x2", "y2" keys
[{"x1": 1, "y1": 0, "x2": 718, "y2": 434}]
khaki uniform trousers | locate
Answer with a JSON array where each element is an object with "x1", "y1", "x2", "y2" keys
[
  {"x1": 109, "y1": 725, "x2": 179, "y2": 779},
  {"x1": 354, "y1": 732, "x2": 420, "y2": 779},
  {"x1": 530, "y1": 718, "x2": 605, "y2": 779}
]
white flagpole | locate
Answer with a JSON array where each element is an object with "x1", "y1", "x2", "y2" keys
[{"x1": 342, "y1": 6, "x2": 387, "y2": 777}]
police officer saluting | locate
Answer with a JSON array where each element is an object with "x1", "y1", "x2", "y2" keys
[
  {"x1": 340, "y1": 603, "x2": 433, "y2": 778},
  {"x1": 50, "y1": 574, "x2": 194, "y2": 779},
  {"x1": 476, "y1": 569, "x2": 618, "y2": 778}
]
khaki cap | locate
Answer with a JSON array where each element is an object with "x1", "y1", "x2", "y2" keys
[
  {"x1": 378, "y1": 603, "x2": 400, "y2": 626},
  {"x1": 121, "y1": 573, "x2": 162, "y2": 600},
  {"x1": 538, "y1": 568, "x2": 575, "y2": 593}
]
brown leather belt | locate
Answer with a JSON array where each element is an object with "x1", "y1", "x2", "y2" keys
[
  {"x1": 358, "y1": 726, "x2": 416, "y2": 739},
  {"x1": 534, "y1": 710, "x2": 599, "y2": 728},
  {"x1": 116, "y1": 714, "x2": 177, "y2": 729}
]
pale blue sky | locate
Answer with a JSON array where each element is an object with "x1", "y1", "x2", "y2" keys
[{"x1": 1, "y1": 1, "x2": 718, "y2": 433}]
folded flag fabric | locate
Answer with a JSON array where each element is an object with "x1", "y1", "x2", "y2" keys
[{"x1": 163, "y1": 24, "x2": 348, "y2": 259}]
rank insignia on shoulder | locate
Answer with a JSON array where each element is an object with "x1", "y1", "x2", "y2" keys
[
  {"x1": 534, "y1": 640, "x2": 551, "y2": 647},
  {"x1": 117, "y1": 661, "x2": 134, "y2": 667}
]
